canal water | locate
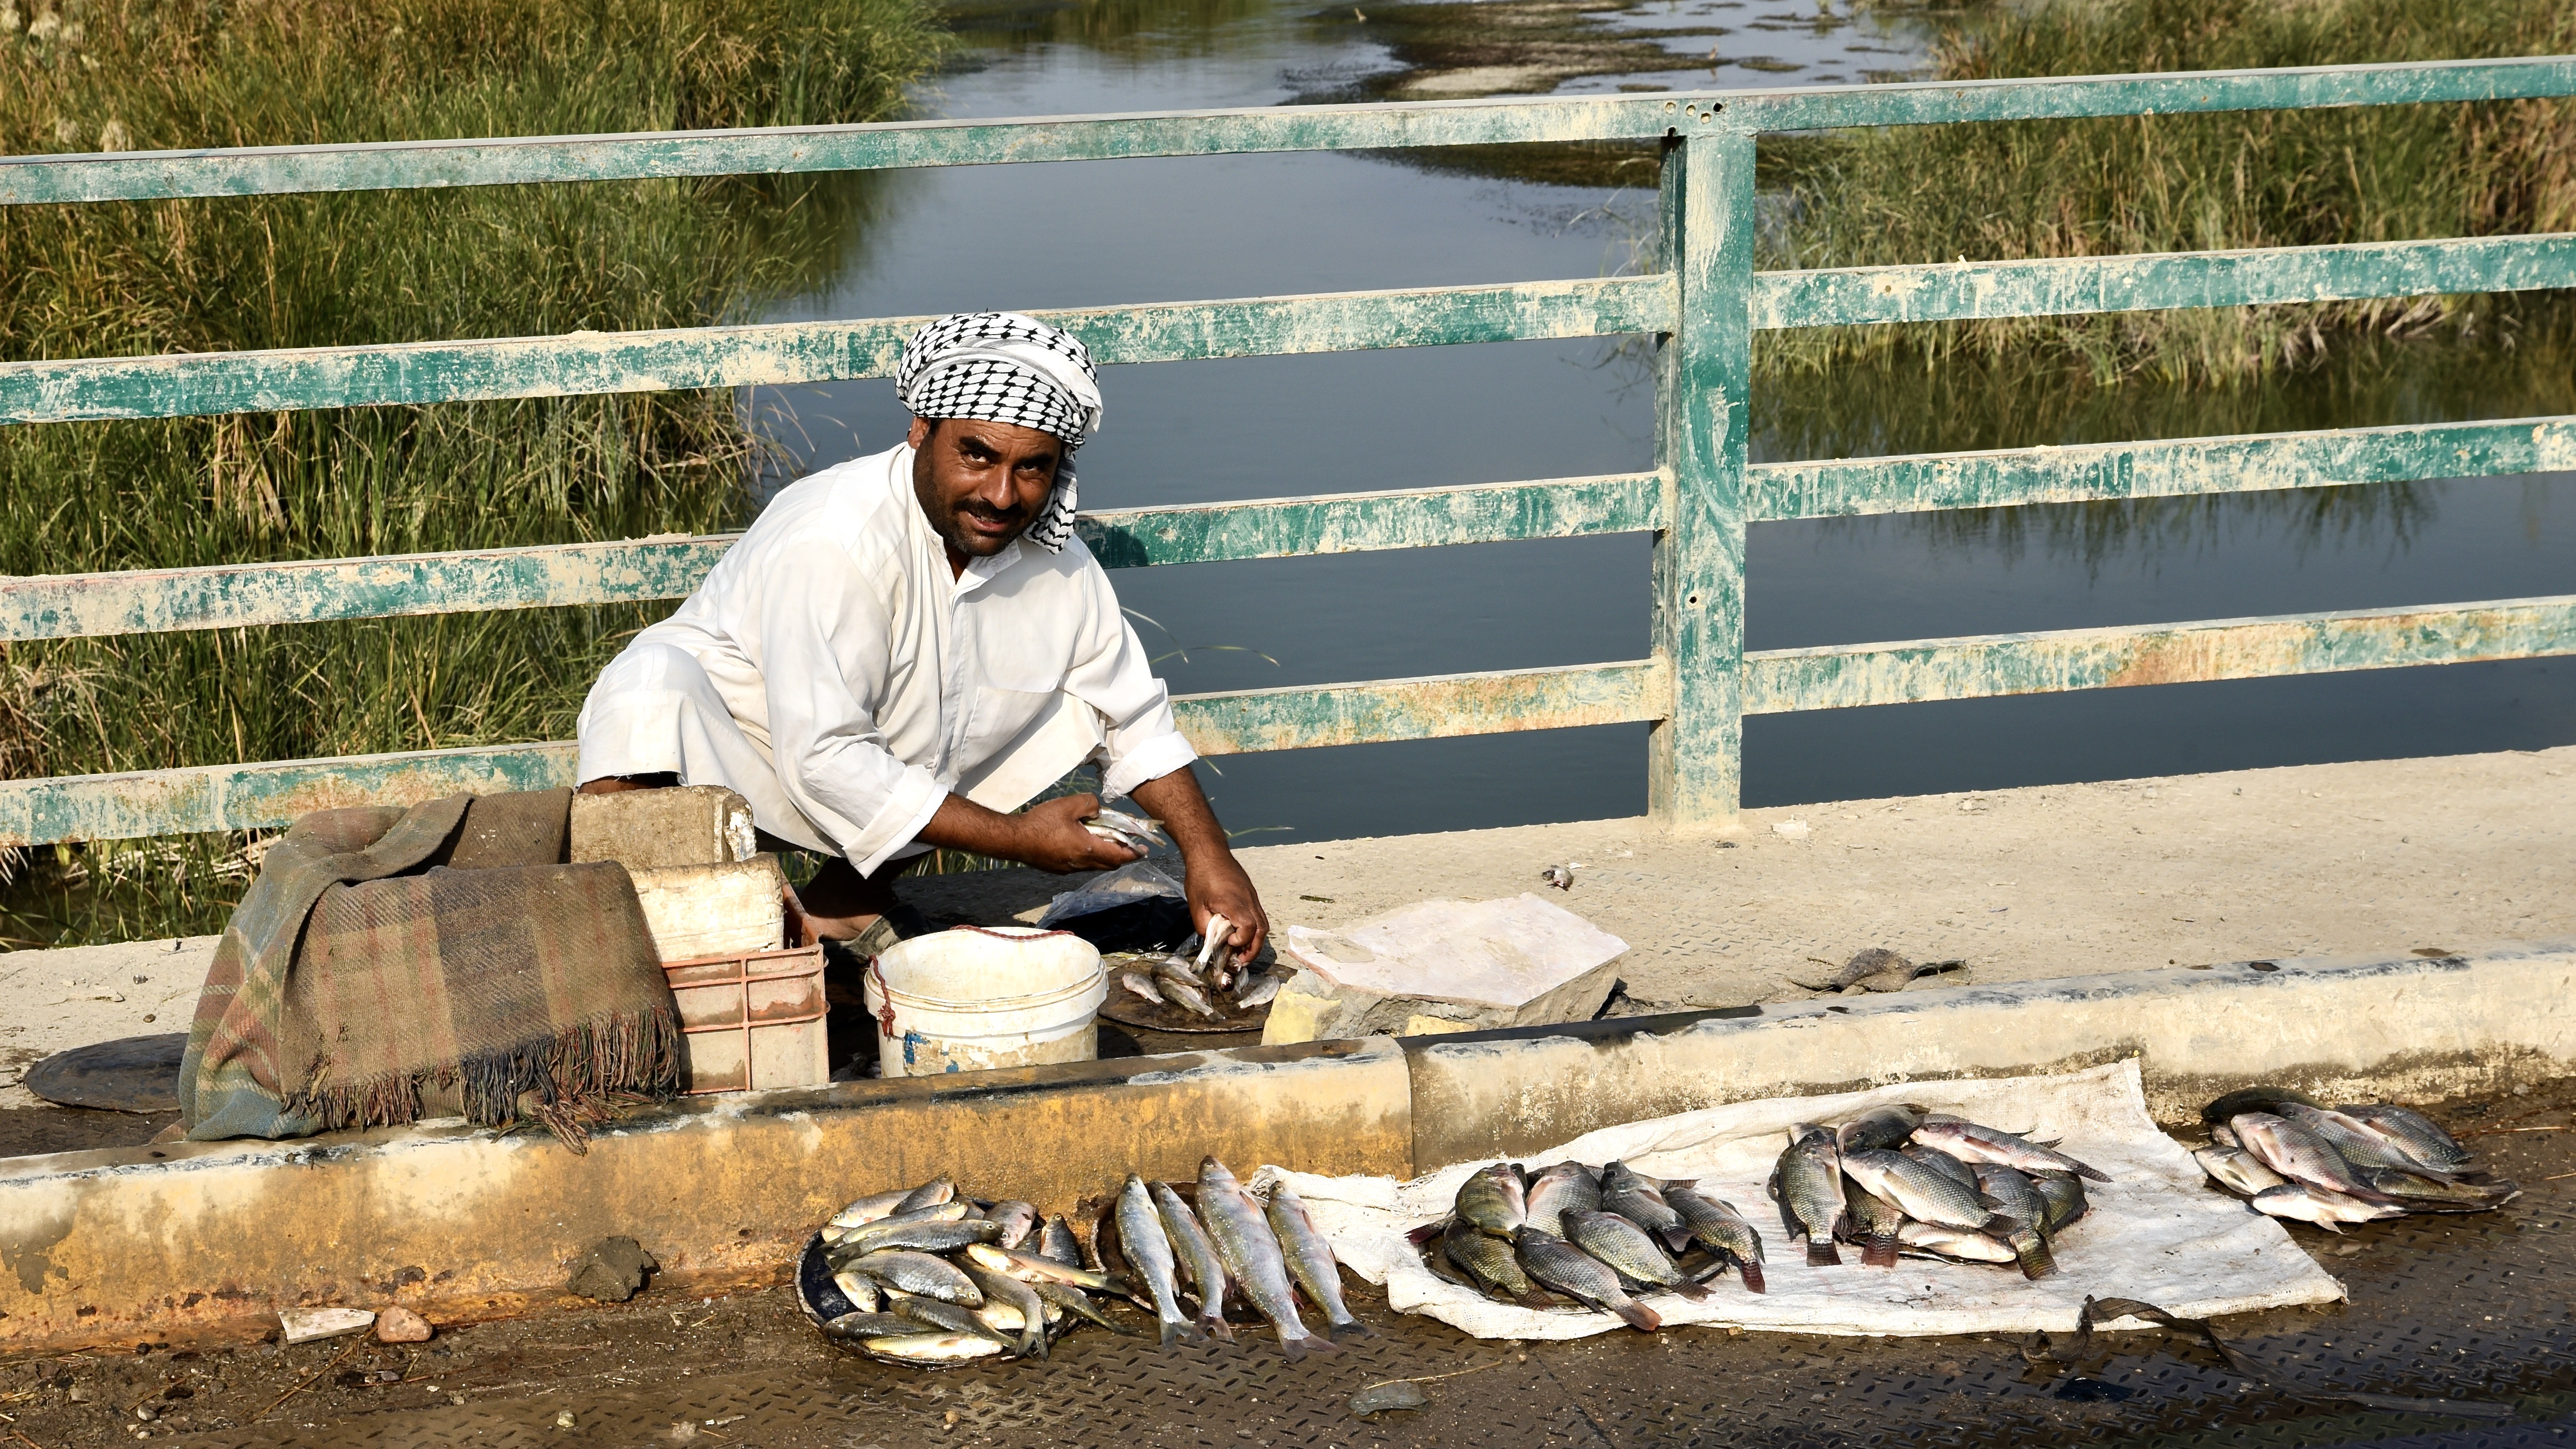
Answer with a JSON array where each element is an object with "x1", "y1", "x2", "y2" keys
[{"x1": 749, "y1": 0, "x2": 2576, "y2": 845}]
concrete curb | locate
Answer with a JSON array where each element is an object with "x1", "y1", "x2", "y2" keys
[
  {"x1": 2, "y1": 939, "x2": 2567, "y2": 1355},
  {"x1": 1403, "y1": 938, "x2": 2576, "y2": 1168}
]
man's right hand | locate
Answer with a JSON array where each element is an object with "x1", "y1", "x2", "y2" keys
[{"x1": 918, "y1": 791, "x2": 1143, "y2": 874}]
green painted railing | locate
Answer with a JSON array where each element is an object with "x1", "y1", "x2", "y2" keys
[{"x1": 4, "y1": 58, "x2": 2574, "y2": 846}]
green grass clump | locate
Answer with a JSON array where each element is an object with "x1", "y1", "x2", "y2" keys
[
  {"x1": 1763, "y1": 0, "x2": 2576, "y2": 385},
  {"x1": 0, "y1": 0, "x2": 947, "y2": 945}
]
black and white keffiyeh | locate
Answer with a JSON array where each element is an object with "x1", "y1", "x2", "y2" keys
[{"x1": 896, "y1": 312, "x2": 1103, "y2": 553}]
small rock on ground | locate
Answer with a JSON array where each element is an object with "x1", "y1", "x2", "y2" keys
[
  {"x1": 567, "y1": 1236, "x2": 659, "y2": 1302},
  {"x1": 376, "y1": 1305, "x2": 432, "y2": 1342}
]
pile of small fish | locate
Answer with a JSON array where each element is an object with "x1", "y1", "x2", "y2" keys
[
  {"x1": 1109, "y1": 912, "x2": 1281, "y2": 1015},
  {"x1": 1421, "y1": 1157, "x2": 1768, "y2": 1332},
  {"x1": 795, "y1": 1156, "x2": 1368, "y2": 1368},
  {"x1": 1421, "y1": 1105, "x2": 2106, "y2": 1332},
  {"x1": 1771, "y1": 1106, "x2": 2105, "y2": 1280},
  {"x1": 2192, "y1": 1088, "x2": 2517, "y2": 1229}
]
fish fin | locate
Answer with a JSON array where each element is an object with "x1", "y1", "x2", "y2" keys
[
  {"x1": 1329, "y1": 1317, "x2": 1377, "y2": 1341},
  {"x1": 1660, "y1": 1227, "x2": 1693, "y2": 1256},
  {"x1": 2074, "y1": 1163, "x2": 2112, "y2": 1183},
  {"x1": 1405, "y1": 1220, "x2": 1447, "y2": 1248},
  {"x1": 1863, "y1": 1235, "x2": 1899, "y2": 1269},
  {"x1": 2027, "y1": 1137, "x2": 2062, "y2": 1148},
  {"x1": 1514, "y1": 1290, "x2": 1555, "y2": 1310},
  {"x1": 1736, "y1": 1260, "x2": 1767, "y2": 1295},
  {"x1": 2010, "y1": 1232, "x2": 2058, "y2": 1281},
  {"x1": 1806, "y1": 1240, "x2": 1842, "y2": 1267},
  {"x1": 1667, "y1": 1280, "x2": 1714, "y2": 1304},
  {"x1": 1279, "y1": 1332, "x2": 1339, "y2": 1360},
  {"x1": 1612, "y1": 1301, "x2": 1662, "y2": 1333}
]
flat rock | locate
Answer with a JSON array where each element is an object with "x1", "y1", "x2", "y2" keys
[
  {"x1": 280, "y1": 1307, "x2": 375, "y2": 1344},
  {"x1": 567, "y1": 1236, "x2": 658, "y2": 1302}
]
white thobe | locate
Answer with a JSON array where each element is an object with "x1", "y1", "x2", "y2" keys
[{"x1": 575, "y1": 443, "x2": 1197, "y2": 876}]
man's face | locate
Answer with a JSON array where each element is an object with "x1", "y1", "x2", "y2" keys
[{"x1": 907, "y1": 416, "x2": 1064, "y2": 560}]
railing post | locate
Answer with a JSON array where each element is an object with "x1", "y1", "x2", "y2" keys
[{"x1": 1648, "y1": 122, "x2": 1755, "y2": 834}]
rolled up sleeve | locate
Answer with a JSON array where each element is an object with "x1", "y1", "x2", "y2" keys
[
  {"x1": 755, "y1": 540, "x2": 949, "y2": 875},
  {"x1": 1063, "y1": 566, "x2": 1199, "y2": 799}
]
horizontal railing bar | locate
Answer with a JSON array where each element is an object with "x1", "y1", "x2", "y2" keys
[
  {"x1": 0, "y1": 277, "x2": 1675, "y2": 425},
  {"x1": 0, "y1": 660, "x2": 1670, "y2": 843},
  {"x1": 1755, "y1": 234, "x2": 2576, "y2": 330},
  {"x1": 3, "y1": 58, "x2": 2570, "y2": 205},
  {"x1": 1741, "y1": 595, "x2": 2576, "y2": 713},
  {"x1": 0, "y1": 474, "x2": 1662, "y2": 641},
  {"x1": 1174, "y1": 658, "x2": 1669, "y2": 757},
  {"x1": 1750, "y1": 415, "x2": 2576, "y2": 521}
]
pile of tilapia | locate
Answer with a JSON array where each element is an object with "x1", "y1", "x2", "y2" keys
[
  {"x1": 2192, "y1": 1088, "x2": 2517, "y2": 1228},
  {"x1": 1422, "y1": 1105, "x2": 2107, "y2": 1332},
  {"x1": 795, "y1": 1156, "x2": 1370, "y2": 1368}
]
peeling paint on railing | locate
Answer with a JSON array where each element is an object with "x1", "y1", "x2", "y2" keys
[
  {"x1": 0, "y1": 277, "x2": 1674, "y2": 424},
  {"x1": 1742, "y1": 597, "x2": 2576, "y2": 713},
  {"x1": 1173, "y1": 659, "x2": 1669, "y2": 756},
  {"x1": 1750, "y1": 416, "x2": 2576, "y2": 521}
]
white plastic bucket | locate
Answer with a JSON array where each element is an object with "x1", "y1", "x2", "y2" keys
[{"x1": 864, "y1": 926, "x2": 1106, "y2": 1077}]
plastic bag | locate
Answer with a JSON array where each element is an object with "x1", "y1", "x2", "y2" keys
[{"x1": 1035, "y1": 860, "x2": 1194, "y2": 953}]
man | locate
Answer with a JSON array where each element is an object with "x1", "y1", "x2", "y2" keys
[{"x1": 575, "y1": 312, "x2": 1268, "y2": 965}]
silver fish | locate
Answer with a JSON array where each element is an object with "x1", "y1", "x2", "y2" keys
[
  {"x1": 1512, "y1": 1227, "x2": 1658, "y2": 1332},
  {"x1": 1442, "y1": 1218, "x2": 1549, "y2": 1308},
  {"x1": 2195, "y1": 1144, "x2": 2287, "y2": 1198},
  {"x1": 2210, "y1": 1122, "x2": 2241, "y2": 1150},
  {"x1": 1564, "y1": 1210, "x2": 1711, "y2": 1302},
  {"x1": 1837, "y1": 1104, "x2": 1925, "y2": 1154},
  {"x1": 1152, "y1": 1181, "x2": 1235, "y2": 1343},
  {"x1": 1971, "y1": 1164, "x2": 2060, "y2": 1280},
  {"x1": 1085, "y1": 808, "x2": 1164, "y2": 855},
  {"x1": 1915, "y1": 1114, "x2": 2110, "y2": 1182},
  {"x1": 1236, "y1": 972, "x2": 1283, "y2": 1008},
  {"x1": 1840, "y1": 1147, "x2": 1992, "y2": 1232},
  {"x1": 885, "y1": 1291, "x2": 1017, "y2": 1349},
  {"x1": 1895, "y1": 1222, "x2": 2015, "y2": 1264},
  {"x1": 1772, "y1": 1123, "x2": 1847, "y2": 1266},
  {"x1": 2337, "y1": 1103, "x2": 2471, "y2": 1171},
  {"x1": 852, "y1": 1331, "x2": 1002, "y2": 1367},
  {"x1": 1266, "y1": 1179, "x2": 1371, "y2": 1339},
  {"x1": 1038, "y1": 1215, "x2": 1085, "y2": 1268},
  {"x1": 1837, "y1": 1177, "x2": 1906, "y2": 1269},
  {"x1": 829, "y1": 1201, "x2": 971, "y2": 1254},
  {"x1": 963, "y1": 1264, "x2": 1049, "y2": 1360},
  {"x1": 1160, "y1": 976, "x2": 1222, "y2": 1020},
  {"x1": 1455, "y1": 1162, "x2": 1527, "y2": 1237},
  {"x1": 1901, "y1": 1143, "x2": 1980, "y2": 1191},
  {"x1": 986, "y1": 1200, "x2": 1039, "y2": 1251},
  {"x1": 1198, "y1": 1156, "x2": 1332, "y2": 1359},
  {"x1": 826, "y1": 1218, "x2": 1001, "y2": 1259},
  {"x1": 1524, "y1": 1162, "x2": 1601, "y2": 1238},
  {"x1": 2352, "y1": 1166, "x2": 2519, "y2": 1212},
  {"x1": 1598, "y1": 1161, "x2": 1685, "y2": 1237},
  {"x1": 2029, "y1": 1169, "x2": 2088, "y2": 1236},
  {"x1": 961, "y1": 1243, "x2": 1126, "y2": 1295},
  {"x1": 2277, "y1": 1103, "x2": 2454, "y2": 1176},
  {"x1": 1118, "y1": 1174, "x2": 1202, "y2": 1348},
  {"x1": 1119, "y1": 969, "x2": 1166, "y2": 1006},
  {"x1": 1663, "y1": 1186, "x2": 1765, "y2": 1293},
  {"x1": 1027, "y1": 1274, "x2": 1133, "y2": 1336},
  {"x1": 895, "y1": 1176, "x2": 957, "y2": 1213},
  {"x1": 840, "y1": 1250, "x2": 983, "y2": 1308},
  {"x1": 819, "y1": 1311, "x2": 935, "y2": 1342},
  {"x1": 2252, "y1": 1183, "x2": 2405, "y2": 1231},
  {"x1": 830, "y1": 1269, "x2": 882, "y2": 1312},
  {"x1": 826, "y1": 1186, "x2": 916, "y2": 1230},
  {"x1": 2231, "y1": 1112, "x2": 2387, "y2": 1200}
]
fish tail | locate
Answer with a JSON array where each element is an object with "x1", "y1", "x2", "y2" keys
[
  {"x1": 1735, "y1": 1259, "x2": 1767, "y2": 1295},
  {"x1": 1020, "y1": 1327, "x2": 1049, "y2": 1360},
  {"x1": 1329, "y1": 1316, "x2": 1377, "y2": 1341},
  {"x1": 1200, "y1": 1315, "x2": 1237, "y2": 1342},
  {"x1": 1158, "y1": 1318, "x2": 1196, "y2": 1348},
  {"x1": 1862, "y1": 1234, "x2": 1900, "y2": 1269},
  {"x1": 2010, "y1": 1231, "x2": 2058, "y2": 1281},
  {"x1": 1806, "y1": 1238, "x2": 1843, "y2": 1268},
  {"x1": 1278, "y1": 1330, "x2": 1339, "y2": 1359},
  {"x1": 1612, "y1": 1301, "x2": 1662, "y2": 1333}
]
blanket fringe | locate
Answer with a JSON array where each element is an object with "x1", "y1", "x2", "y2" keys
[{"x1": 288, "y1": 1008, "x2": 683, "y2": 1151}]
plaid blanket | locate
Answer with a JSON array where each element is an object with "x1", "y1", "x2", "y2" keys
[{"x1": 180, "y1": 789, "x2": 682, "y2": 1148}]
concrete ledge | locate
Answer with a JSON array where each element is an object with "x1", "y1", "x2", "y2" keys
[
  {"x1": 0, "y1": 1037, "x2": 1409, "y2": 1355},
  {"x1": 1401, "y1": 939, "x2": 2576, "y2": 1169}
]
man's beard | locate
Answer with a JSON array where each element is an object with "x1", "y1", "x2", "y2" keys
[{"x1": 936, "y1": 499, "x2": 1030, "y2": 556}]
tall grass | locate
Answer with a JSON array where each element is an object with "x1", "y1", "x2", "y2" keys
[
  {"x1": 1, "y1": 0, "x2": 946, "y2": 946},
  {"x1": 1762, "y1": 0, "x2": 2576, "y2": 385}
]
